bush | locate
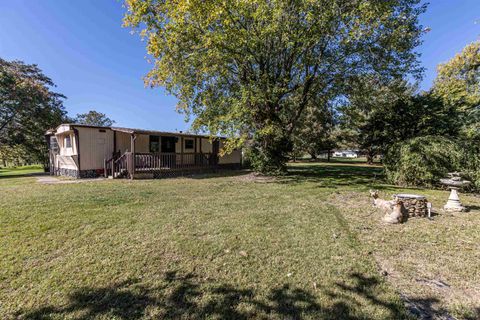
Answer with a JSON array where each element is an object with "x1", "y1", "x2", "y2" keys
[
  {"x1": 247, "y1": 130, "x2": 292, "y2": 174},
  {"x1": 384, "y1": 136, "x2": 462, "y2": 187},
  {"x1": 460, "y1": 144, "x2": 480, "y2": 191}
]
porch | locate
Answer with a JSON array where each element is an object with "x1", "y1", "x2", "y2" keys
[{"x1": 104, "y1": 152, "x2": 219, "y2": 179}]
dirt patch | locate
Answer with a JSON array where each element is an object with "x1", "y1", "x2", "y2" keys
[{"x1": 235, "y1": 172, "x2": 277, "y2": 183}]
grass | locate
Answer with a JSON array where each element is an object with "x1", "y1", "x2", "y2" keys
[
  {"x1": 1, "y1": 161, "x2": 479, "y2": 319},
  {"x1": 0, "y1": 164, "x2": 43, "y2": 177}
]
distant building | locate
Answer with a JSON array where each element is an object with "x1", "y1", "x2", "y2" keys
[{"x1": 333, "y1": 150, "x2": 359, "y2": 158}]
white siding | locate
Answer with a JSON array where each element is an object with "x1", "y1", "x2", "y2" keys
[
  {"x1": 56, "y1": 124, "x2": 72, "y2": 134},
  {"x1": 56, "y1": 132, "x2": 77, "y2": 156},
  {"x1": 78, "y1": 127, "x2": 114, "y2": 170},
  {"x1": 55, "y1": 155, "x2": 78, "y2": 170},
  {"x1": 116, "y1": 131, "x2": 131, "y2": 153}
]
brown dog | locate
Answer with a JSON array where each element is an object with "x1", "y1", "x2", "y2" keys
[{"x1": 383, "y1": 200, "x2": 408, "y2": 224}]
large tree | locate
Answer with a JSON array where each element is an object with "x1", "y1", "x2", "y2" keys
[
  {"x1": 433, "y1": 41, "x2": 480, "y2": 142},
  {"x1": 339, "y1": 77, "x2": 459, "y2": 163},
  {"x1": 75, "y1": 110, "x2": 115, "y2": 127},
  {"x1": 431, "y1": 41, "x2": 480, "y2": 188},
  {"x1": 0, "y1": 58, "x2": 67, "y2": 164},
  {"x1": 125, "y1": 0, "x2": 425, "y2": 173}
]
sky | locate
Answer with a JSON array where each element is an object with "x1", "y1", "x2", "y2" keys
[{"x1": 0, "y1": 1, "x2": 479, "y2": 131}]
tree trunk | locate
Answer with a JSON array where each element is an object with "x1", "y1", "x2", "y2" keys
[
  {"x1": 251, "y1": 131, "x2": 291, "y2": 174},
  {"x1": 327, "y1": 150, "x2": 331, "y2": 162},
  {"x1": 309, "y1": 152, "x2": 317, "y2": 161}
]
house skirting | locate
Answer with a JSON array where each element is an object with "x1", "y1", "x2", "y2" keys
[
  {"x1": 147, "y1": 163, "x2": 242, "y2": 179},
  {"x1": 55, "y1": 163, "x2": 240, "y2": 179},
  {"x1": 55, "y1": 168, "x2": 104, "y2": 179}
]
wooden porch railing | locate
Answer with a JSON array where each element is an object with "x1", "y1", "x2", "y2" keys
[
  {"x1": 105, "y1": 152, "x2": 217, "y2": 178},
  {"x1": 134, "y1": 152, "x2": 215, "y2": 172}
]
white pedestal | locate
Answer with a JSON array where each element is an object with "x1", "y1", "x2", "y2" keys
[{"x1": 443, "y1": 188, "x2": 467, "y2": 212}]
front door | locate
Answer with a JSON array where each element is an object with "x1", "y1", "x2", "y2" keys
[
  {"x1": 160, "y1": 136, "x2": 177, "y2": 168},
  {"x1": 161, "y1": 136, "x2": 176, "y2": 153}
]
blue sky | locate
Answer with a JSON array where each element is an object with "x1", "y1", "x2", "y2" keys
[{"x1": 0, "y1": 1, "x2": 479, "y2": 130}]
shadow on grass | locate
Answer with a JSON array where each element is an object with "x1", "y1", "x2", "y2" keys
[
  {"x1": 466, "y1": 204, "x2": 480, "y2": 211},
  {"x1": 0, "y1": 171, "x2": 46, "y2": 179},
  {"x1": 21, "y1": 272, "x2": 413, "y2": 319}
]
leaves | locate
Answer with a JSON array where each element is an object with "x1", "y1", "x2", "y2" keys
[
  {"x1": 0, "y1": 58, "x2": 67, "y2": 164},
  {"x1": 75, "y1": 110, "x2": 115, "y2": 127},
  {"x1": 433, "y1": 42, "x2": 480, "y2": 111}
]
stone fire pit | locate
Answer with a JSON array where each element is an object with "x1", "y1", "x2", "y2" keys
[{"x1": 393, "y1": 193, "x2": 428, "y2": 217}]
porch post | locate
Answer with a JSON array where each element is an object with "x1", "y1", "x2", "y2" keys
[
  {"x1": 130, "y1": 133, "x2": 136, "y2": 179},
  {"x1": 180, "y1": 136, "x2": 184, "y2": 167},
  {"x1": 199, "y1": 138, "x2": 203, "y2": 166}
]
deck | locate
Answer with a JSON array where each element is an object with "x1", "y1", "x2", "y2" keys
[{"x1": 104, "y1": 152, "x2": 221, "y2": 179}]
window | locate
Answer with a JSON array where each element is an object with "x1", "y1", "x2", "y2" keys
[
  {"x1": 64, "y1": 135, "x2": 72, "y2": 148},
  {"x1": 149, "y1": 135, "x2": 160, "y2": 153},
  {"x1": 185, "y1": 139, "x2": 194, "y2": 150}
]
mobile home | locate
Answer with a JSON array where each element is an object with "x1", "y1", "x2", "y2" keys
[{"x1": 46, "y1": 124, "x2": 242, "y2": 179}]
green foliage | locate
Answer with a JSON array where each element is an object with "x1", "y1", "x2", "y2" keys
[
  {"x1": 340, "y1": 77, "x2": 461, "y2": 163},
  {"x1": 384, "y1": 136, "x2": 462, "y2": 187},
  {"x1": 75, "y1": 110, "x2": 115, "y2": 127},
  {"x1": 124, "y1": 0, "x2": 425, "y2": 173},
  {"x1": 0, "y1": 145, "x2": 32, "y2": 167},
  {"x1": 433, "y1": 42, "x2": 480, "y2": 112},
  {"x1": 339, "y1": 77, "x2": 415, "y2": 162},
  {"x1": 249, "y1": 128, "x2": 292, "y2": 174},
  {"x1": 429, "y1": 41, "x2": 480, "y2": 190},
  {"x1": 0, "y1": 58, "x2": 67, "y2": 163},
  {"x1": 458, "y1": 142, "x2": 480, "y2": 191},
  {"x1": 433, "y1": 42, "x2": 480, "y2": 142},
  {"x1": 292, "y1": 100, "x2": 337, "y2": 160}
]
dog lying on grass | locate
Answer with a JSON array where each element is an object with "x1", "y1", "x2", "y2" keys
[
  {"x1": 383, "y1": 200, "x2": 408, "y2": 224},
  {"x1": 370, "y1": 190, "x2": 408, "y2": 224},
  {"x1": 369, "y1": 190, "x2": 395, "y2": 212}
]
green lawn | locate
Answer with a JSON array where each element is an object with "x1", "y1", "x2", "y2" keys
[
  {"x1": 1, "y1": 162, "x2": 479, "y2": 319},
  {"x1": 0, "y1": 165, "x2": 44, "y2": 177}
]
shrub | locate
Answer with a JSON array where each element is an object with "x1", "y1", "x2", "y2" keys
[
  {"x1": 384, "y1": 136, "x2": 462, "y2": 187},
  {"x1": 460, "y1": 144, "x2": 480, "y2": 191}
]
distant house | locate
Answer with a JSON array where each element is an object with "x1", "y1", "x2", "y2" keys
[
  {"x1": 332, "y1": 150, "x2": 359, "y2": 158},
  {"x1": 45, "y1": 124, "x2": 242, "y2": 179}
]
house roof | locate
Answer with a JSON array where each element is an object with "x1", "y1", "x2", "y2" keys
[
  {"x1": 47, "y1": 124, "x2": 225, "y2": 139},
  {"x1": 110, "y1": 126, "x2": 224, "y2": 139}
]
